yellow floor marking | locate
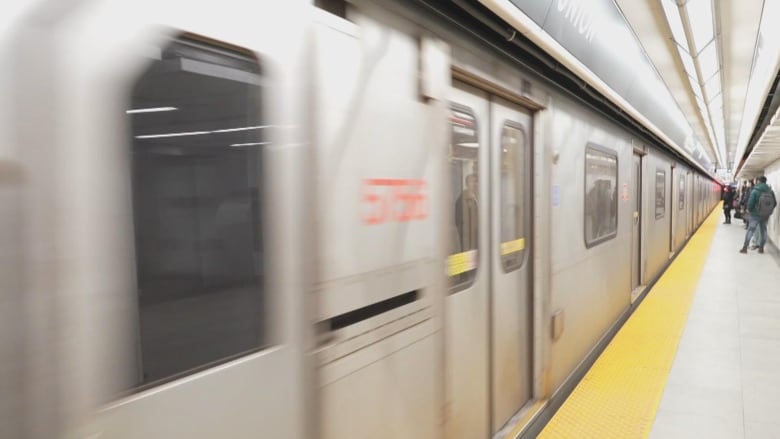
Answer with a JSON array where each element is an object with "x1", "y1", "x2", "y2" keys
[{"x1": 535, "y1": 207, "x2": 721, "y2": 439}]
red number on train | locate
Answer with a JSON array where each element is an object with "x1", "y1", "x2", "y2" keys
[{"x1": 362, "y1": 179, "x2": 427, "y2": 225}]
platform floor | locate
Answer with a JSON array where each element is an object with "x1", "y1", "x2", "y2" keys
[{"x1": 537, "y1": 207, "x2": 780, "y2": 439}]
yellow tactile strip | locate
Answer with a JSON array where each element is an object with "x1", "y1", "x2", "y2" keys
[{"x1": 537, "y1": 207, "x2": 721, "y2": 439}]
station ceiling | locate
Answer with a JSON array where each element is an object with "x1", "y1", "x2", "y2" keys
[
  {"x1": 476, "y1": 0, "x2": 780, "y2": 181},
  {"x1": 609, "y1": 0, "x2": 778, "y2": 179}
]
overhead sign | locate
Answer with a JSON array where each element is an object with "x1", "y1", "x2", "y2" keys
[{"x1": 502, "y1": 0, "x2": 713, "y2": 172}]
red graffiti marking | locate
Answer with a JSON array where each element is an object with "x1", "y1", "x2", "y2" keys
[{"x1": 362, "y1": 178, "x2": 427, "y2": 225}]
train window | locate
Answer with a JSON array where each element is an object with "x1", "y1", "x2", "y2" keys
[
  {"x1": 499, "y1": 122, "x2": 527, "y2": 271},
  {"x1": 655, "y1": 169, "x2": 666, "y2": 219},
  {"x1": 315, "y1": 0, "x2": 347, "y2": 17},
  {"x1": 584, "y1": 144, "x2": 617, "y2": 248},
  {"x1": 679, "y1": 174, "x2": 685, "y2": 210},
  {"x1": 128, "y1": 37, "x2": 267, "y2": 387},
  {"x1": 448, "y1": 104, "x2": 479, "y2": 293}
]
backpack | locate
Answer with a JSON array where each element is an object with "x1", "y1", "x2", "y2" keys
[{"x1": 757, "y1": 190, "x2": 777, "y2": 220}]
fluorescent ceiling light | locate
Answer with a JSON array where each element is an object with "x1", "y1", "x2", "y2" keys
[
  {"x1": 715, "y1": 130, "x2": 725, "y2": 148},
  {"x1": 695, "y1": 95, "x2": 707, "y2": 113},
  {"x1": 126, "y1": 106, "x2": 178, "y2": 114},
  {"x1": 661, "y1": 0, "x2": 687, "y2": 46},
  {"x1": 688, "y1": 76, "x2": 702, "y2": 97},
  {"x1": 212, "y1": 125, "x2": 270, "y2": 133},
  {"x1": 137, "y1": 125, "x2": 271, "y2": 139},
  {"x1": 712, "y1": 110, "x2": 724, "y2": 125},
  {"x1": 710, "y1": 98, "x2": 724, "y2": 120},
  {"x1": 229, "y1": 142, "x2": 270, "y2": 147},
  {"x1": 685, "y1": 0, "x2": 715, "y2": 54},
  {"x1": 703, "y1": 73, "x2": 721, "y2": 102},
  {"x1": 706, "y1": 126, "x2": 718, "y2": 147},
  {"x1": 135, "y1": 130, "x2": 209, "y2": 139},
  {"x1": 710, "y1": 94, "x2": 723, "y2": 112},
  {"x1": 702, "y1": 112, "x2": 713, "y2": 130},
  {"x1": 677, "y1": 46, "x2": 698, "y2": 79},
  {"x1": 696, "y1": 41, "x2": 719, "y2": 80},
  {"x1": 706, "y1": 93, "x2": 722, "y2": 111}
]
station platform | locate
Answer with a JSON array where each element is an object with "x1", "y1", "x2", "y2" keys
[{"x1": 536, "y1": 206, "x2": 780, "y2": 439}]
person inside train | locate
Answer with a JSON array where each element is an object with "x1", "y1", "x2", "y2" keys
[
  {"x1": 722, "y1": 186, "x2": 734, "y2": 224},
  {"x1": 740, "y1": 176, "x2": 777, "y2": 254},
  {"x1": 609, "y1": 180, "x2": 617, "y2": 229},
  {"x1": 455, "y1": 174, "x2": 478, "y2": 251},
  {"x1": 586, "y1": 179, "x2": 604, "y2": 238},
  {"x1": 588, "y1": 179, "x2": 612, "y2": 238}
]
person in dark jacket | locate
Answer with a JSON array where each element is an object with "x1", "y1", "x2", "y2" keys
[
  {"x1": 747, "y1": 179, "x2": 765, "y2": 248},
  {"x1": 722, "y1": 186, "x2": 735, "y2": 224},
  {"x1": 739, "y1": 181, "x2": 753, "y2": 228},
  {"x1": 740, "y1": 176, "x2": 776, "y2": 254},
  {"x1": 455, "y1": 174, "x2": 478, "y2": 251}
]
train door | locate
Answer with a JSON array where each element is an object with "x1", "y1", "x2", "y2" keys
[
  {"x1": 631, "y1": 153, "x2": 643, "y2": 298},
  {"x1": 669, "y1": 166, "x2": 675, "y2": 254},
  {"x1": 687, "y1": 172, "x2": 694, "y2": 235},
  {"x1": 29, "y1": 2, "x2": 311, "y2": 437},
  {"x1": 678, "y1": 172, "x2": 685, "y2": 240},
  {"x1": 446, "y1": 81, "x2": 532, "y2": 439},
  {"x1": 446, "y1": 84, "x2": 490, "y2": 439},
  {"x1": 489, "y1": 97, "x2": 532, "y2": 431}
]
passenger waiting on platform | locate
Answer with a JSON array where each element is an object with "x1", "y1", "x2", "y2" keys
[
  {"x1": 739, "y1": 181, "x2": 753, "y2": 228},
  {"x1": 749, "y1": 179, "x2": 766, "y2": 249},
  {"x1": 722, "y1": 186, "x2": 734, "y2": 224},
  {"x1": 740, "y1": 176, "x2": 777, "y2": 254}
]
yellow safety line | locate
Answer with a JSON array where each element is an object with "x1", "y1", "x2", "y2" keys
[{"x1": 535, "y1": 207, "x2": 721, "y2": 439}]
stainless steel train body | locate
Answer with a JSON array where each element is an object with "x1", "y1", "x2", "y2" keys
[{"x1": 0, "y1": 0, "x2": 720, "y2": 438}]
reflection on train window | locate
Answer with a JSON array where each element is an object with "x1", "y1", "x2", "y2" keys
[
  {"x1": 655, "y1": 169, "x2": 666, "y2": 219},
  {"x1": 128, "y1": 37, "x2": 267, "y2": 387},
  {"x1": 679, "y1": 174, "x2": 685, "y2": 210},
  {"x1": 499, "y1": 123, "x2": 526, "y2": 271},
  {"x1": 448, "y1": 104, "x2": 479, "y2": 293},
  {"x1": 584, "y1": 144, "x2": 617, "y2": 248}
]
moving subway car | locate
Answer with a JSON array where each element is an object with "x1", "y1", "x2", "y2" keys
[{"x1": 0, "y1": 0, "x2": 720, "y2": 438}]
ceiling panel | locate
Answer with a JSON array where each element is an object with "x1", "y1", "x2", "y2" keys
[{"x1": 616, "y1": 0, "x2": 776, "y2": 180}]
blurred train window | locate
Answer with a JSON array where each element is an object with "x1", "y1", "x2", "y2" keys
[
  {"x1": 128, "y1": 37, "x2": 267, "y2": 387},
  {"x1": 655, "y1": 169, "x2": 666, "y2": 219},
  {"x1": 584, "y1": 144, "x2": 617, "y2": 248},
  {"x1": 499, "y1": 122, "x2": 527, "y2": 271},
  {"x1": 679, "y1": 174, "x2": 685, "y2": 210},
  {"x1": 315, "y1": 0, "x2": 347, "y2": 17},
  {"x1": 448, "y1": 104, "x2": 479, "y2": 293}
]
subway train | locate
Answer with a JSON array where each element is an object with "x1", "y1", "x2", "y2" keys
[{"x1": 0, "y1": 0, "x2": 720, "y2": 438}]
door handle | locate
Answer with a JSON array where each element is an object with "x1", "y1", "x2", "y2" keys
[{"x1": 633, "y1": 211, "x2": 639, "y2": 225}]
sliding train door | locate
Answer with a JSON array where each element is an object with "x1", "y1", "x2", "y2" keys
[
  {"x1": 446, "y1": 81, "x2": 532, "y2": 438},
  {"x1": 670, "y1": 166, "x2": 676, "y2": 254},
  {"x1": 489, "y1": 97, "x2": 532, "y2": 431},
  {"x1": 446, "y1": 84, "x2": 490, "y2": 439},
  {"x1": 631, "y1": 152, "x2": 643, "y2": 297},
  {"x1": 687, "y1": 172, "x2": 694, "y2": 236}
]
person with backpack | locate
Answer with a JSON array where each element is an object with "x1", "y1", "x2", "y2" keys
[
  {"x1": 749, "y1": 179, "x2": 763, "y2": 248},
  {"x1": 740, "y1": 176, "x2": 777, "y2": 254}
]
